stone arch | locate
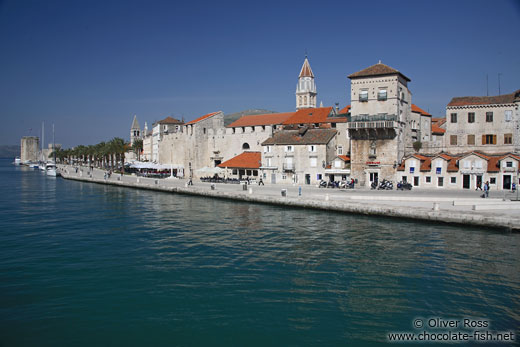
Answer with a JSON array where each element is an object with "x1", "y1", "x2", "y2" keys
[{"x1": 242, "y1": 143, "x2": 250, "y2": 150}]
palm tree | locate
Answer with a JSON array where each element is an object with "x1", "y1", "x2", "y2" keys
[
  {"x1": 132, "y1": 139, "x2": 143, "y2": 161},
  {"x1": 109, "y1": 137, "x2": 126, "y2": 173}
]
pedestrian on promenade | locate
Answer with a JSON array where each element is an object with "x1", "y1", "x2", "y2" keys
[
  {"x1": 258, "y1": 178, "x2": 264, "y2": 186},
  {"x1": 483, "y1": 181, "x2": 489, "y2": 198},
  {"x1": 512, "y1": 183, "x2": 516, "y2": 192},
  {"x1": 476, "y1": 181, "x2": 482, "y2": 191},
  {"x1": 188, "y1": 176, "x2": 193, "y2": 186}
]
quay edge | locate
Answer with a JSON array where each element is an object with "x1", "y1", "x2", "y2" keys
[{"x1": 58, "y1": 169, "x2": 519, "y2": 232}]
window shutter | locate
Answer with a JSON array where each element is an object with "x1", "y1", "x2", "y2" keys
[
  {"x1": 493, "y1": 135, "x2": 497, "y2": 145},
  {"x1": 482, "y1": 135, "x2": 486, "y2": 144}
]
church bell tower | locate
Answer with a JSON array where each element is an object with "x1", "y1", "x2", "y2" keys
[{"x1": 296, "y1": 56, "x2": 317, "y2": 110}]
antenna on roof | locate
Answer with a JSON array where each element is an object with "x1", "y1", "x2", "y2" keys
[
  {"x1": 498, "y1": 73, "x2": 502, "y2": 95},
  {"x1": 486, "y1": 74, "x2": 489, "y2": 96}
]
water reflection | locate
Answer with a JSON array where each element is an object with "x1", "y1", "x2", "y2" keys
[{"x1": 2, "y1": 160, "x2": 519, "y2": 345}]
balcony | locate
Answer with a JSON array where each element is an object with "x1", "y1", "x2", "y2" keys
[
  {"x1": 283, "y1": 163, "x2": 295, "y2": 171},
  {"x1": 347, "y1": 120, "x2": 399, "y2": 129}
]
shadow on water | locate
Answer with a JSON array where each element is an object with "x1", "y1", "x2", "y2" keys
[{"x1": 0, "y1": 160, "x2": 519, "y2": 346}]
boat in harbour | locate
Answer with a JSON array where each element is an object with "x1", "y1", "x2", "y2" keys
[
  {"x1": 13, "y1": 157, "x2": 21, "y2": 165},
  {"x1": 46, "y1": 162, "x2": 59, "y2": 177}
]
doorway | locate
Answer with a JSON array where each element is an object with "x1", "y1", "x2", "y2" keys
[
  {"x1": 271, "y1": 173, "x2": 276, "y2": 184},
  {"x1": 369, "y1": 172, "x2": 378, "y2": 185},
  {"x1": 503, "y1": 175, "x2": 512, "y2": 190},
  {"x1": 463, "y1": 174, "x2": 470, "y2": 189},
  {"x1": 476, "y1": 175, "x2": 482, "y2": 189},
  {"x1": 305, "y1": 174, "x2": 310, "y2": 185}
]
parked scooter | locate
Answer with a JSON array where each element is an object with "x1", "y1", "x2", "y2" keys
[
  {"x1": 378, "y1": 179, "x2": 393, "y2": 190},
  {"x1": 319, "y1": 180, "x2": 327, "y2": 188},
  {"x1": 397, "y1": 181, "x2": 412, "y2": 190}
]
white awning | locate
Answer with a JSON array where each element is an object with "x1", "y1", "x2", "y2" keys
[
  {"x1": 128, "y1": 162, "x2": 184, "y2": 170},
  {"x1": 324, "y1": 169, "x2": 351, "y2": 175}
]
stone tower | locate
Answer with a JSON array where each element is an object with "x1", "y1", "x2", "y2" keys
[
  {"x1": 346, "y1": 62, "x2": 412, "y2": 187},
  {"x1": 130, "y1": 114, "x2": 141, "y2": 145},
  {"x1": 296, "y1": 57, "x2": 317, "y2": 110}
]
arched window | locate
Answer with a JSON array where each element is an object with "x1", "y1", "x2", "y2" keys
[{"x1": 242, "y1": 143, "x2": 250, "y2": 150}]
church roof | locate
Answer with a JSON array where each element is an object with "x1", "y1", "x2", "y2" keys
[
  {"x1": 348, "y1": 62, "x2": 410, "y2": 82},
  {"x1": 299, "y1": 57, "x2": 314, "y2": 78},
  {"x1": 227, "y1": 112, "x2": 294, "y2": 127},
  {"x1": 131, "y1": 115, "x2": 140, "y2": 129},
  {"x1": 218, "y1": 151, "x2": 261, "y2": 169}
]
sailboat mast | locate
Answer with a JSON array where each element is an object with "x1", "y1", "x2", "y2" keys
[{"x1": 53, "y1": 124, "x2": 56, "y2": 163}]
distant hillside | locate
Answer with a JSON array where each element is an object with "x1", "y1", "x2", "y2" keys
[
  {"x1": 0, "y1": 145, "x2": 20, "y2": 159},
  {"x1": 224, "y1": 109, "x2": 277, "y2": 126}
]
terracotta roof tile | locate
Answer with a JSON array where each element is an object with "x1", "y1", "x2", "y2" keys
[
  {"x1": 261, "y1": 128, "x2": 337, "y2": 146},
  {"x1": 447, "y1": 89, "x2": 520, "y2": 107},
  {"x1": 158, "y1": 116, "x2": 184, "y2": 125},
  {"x1": 431, "y1": 124, "x2": 445, "y2": 135},
  {"x1": 338, "y1": 155, "x2": 350, "y2": 162},
  {"x1": 326, "y1": 116, "x2": 348, "y2": 123},
  {"x1": 227, "y1": 112, "x2": 294, "y2": 128},
  {"x1": 338, "y1": 105, "x2": 351, "y2": 114},
  {"x1": 218, "y1": 151, "x2": 261, "y2": 169},
  {"x1": 411, "y1": 104, "x2": 431, "y2": 116},
  {"x1": 185, "y1": 111, "x2": 220, "y2": 125},
  {"x1": 283, "y1": 107, "x2": 333, "y2": 125},
  {"x1": 348, "y1": 63, "x2": 410, "y2": 82}
]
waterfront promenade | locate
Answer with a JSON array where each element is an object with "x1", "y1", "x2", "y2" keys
[{"x1": 59, "y1": 165, "x2": 520, "y2": 231}]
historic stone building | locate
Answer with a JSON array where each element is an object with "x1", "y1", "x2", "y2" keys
[
  {"x1": 346, "y1": 62, "x2": 413, "y2": 187},
  {"x1": 20, "y1": 136, "x2": 39, "y2": 163},
  {"x1": 260, "y1": 126, "x2": 337, "y2": 185},
  {"x1": 445, "y1": 89, "x2": 520, "y2": 154}
]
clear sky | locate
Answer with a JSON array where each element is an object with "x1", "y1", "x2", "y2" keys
[{"x1": 1, "y1": 0, "x2": 519, "y2": 147}]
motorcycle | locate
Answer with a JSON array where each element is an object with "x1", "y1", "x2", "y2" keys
[
  {"x1": 319, "y1": 180, "x2": 327, "y2": 188},
  {"x1": 397, "y1": 181, "x2": 412, "y2": 190},
  {"x1": 378, "y1": 179, "x2": 393, "y2": 190}
]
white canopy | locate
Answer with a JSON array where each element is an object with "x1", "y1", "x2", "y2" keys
[
  {"x1": 128, "y1": 162, "x2": 184, "y2": 170},
  {"x1": 195, "y1": 166, "x2": 225, "y2": 175}
]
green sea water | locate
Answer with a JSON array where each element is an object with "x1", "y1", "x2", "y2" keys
[{"x1": 0, "y1": 159, "x2": 519, "y2": 346}]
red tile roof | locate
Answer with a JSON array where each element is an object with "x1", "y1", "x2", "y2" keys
[
  {"x1": 338, "y1": 155, "x2": 350, "y2": 162},
  {"x1": 348, "y1": 63, "x2": 410, "y2": 82},
  {"x1": 325, "y1": 116, "x2": 348, "y2": 123},
  {"x1": 185, "y1": 111, "x2": 220, "y2": 125},
  {"x1": 447, "y1": 89, "x2": 520, "y2": 107},
  {"x1": 339, "y1": 105, "x2": 351, "y2": 114},
  {"x1": 411, "y1": 104, "x2": 431, "y2": 116},
  {"x1": 262, "y1": 128, "x2": 337, "y2": 146},
  {"x1": 283, "y1": 107, "x2": 333, "y2": 125},
  {"x1": 227, "y1": 112, "x2": 295, "y2": 128},
  {"x1": 218, "y1": 151, "x2": 261, "y2": 169},
  {"x1": 158, "y1": 116, "x2": 184, "y2": 125},
  {"x1": 431, "y1": 124, "x2": 445, "y2": 135},
  {"x1": 432, "y1": 117, "x2": 446, "y2": 127}
]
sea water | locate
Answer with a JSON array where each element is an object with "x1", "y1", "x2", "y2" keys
[{"x1": 0, "y1": 159, "x2": 519, "y2": 346}]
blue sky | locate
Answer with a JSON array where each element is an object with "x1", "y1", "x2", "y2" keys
[{"x1": 1, "y1": 0, "x2": 519, "y2": 147}]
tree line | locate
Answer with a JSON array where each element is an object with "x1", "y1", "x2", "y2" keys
[{"x1": 51, "y1": 137, "x2": 143, "y2": 172}]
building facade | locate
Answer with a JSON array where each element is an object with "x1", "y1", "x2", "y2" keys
[
  {"x1": 445, "y1": 90, "x2": 520, "y2": 154},
  {"x1": 347, "y1": 62, "x2": 413, "y2": 187}
]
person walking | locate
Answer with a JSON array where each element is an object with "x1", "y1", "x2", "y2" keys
[
  {"x1": 258, "y1": 178, "x2": 264, "y2": 186},
  {"x1": 483, "y1": 181, "x2": 489, "y2": 198}
]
